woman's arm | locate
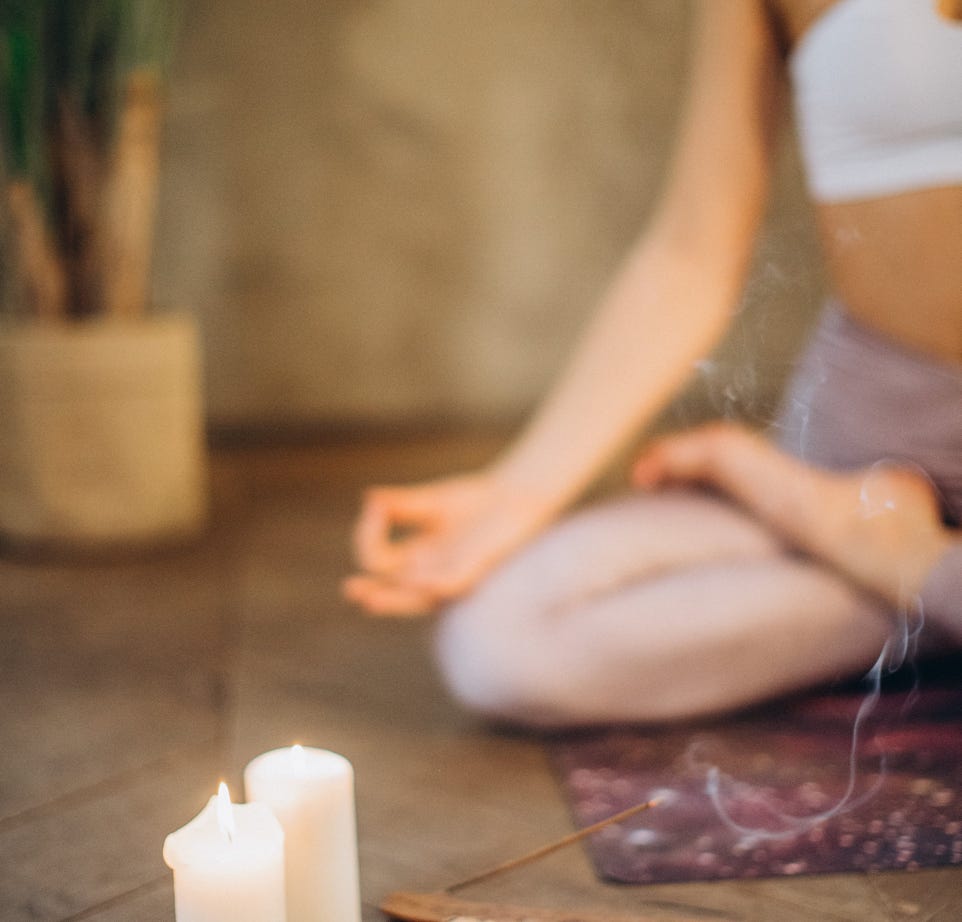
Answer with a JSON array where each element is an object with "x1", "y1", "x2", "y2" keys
[
  {"x1": 490, "y1": 0, "x2": 784, "y2": 509},
  {"x1": 632, "y1": 422, "x2": 960, "y2": 634},
  {"x1": 347, "y1": 1, "x2": 785, "y2": 614}
]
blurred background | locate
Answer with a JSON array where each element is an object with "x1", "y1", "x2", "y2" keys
[
  {"x1": 153, "y1": 0, "x2": 825, "y2": 438},
  {"x1": 0, "y1": 6, "x2": 890, "y2": 919}
]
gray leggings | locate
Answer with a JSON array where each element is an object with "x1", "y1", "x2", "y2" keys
[
  {"x1": 775, "y1": 301, "x2": 962, "y2": 641},
  {"x1": 775, "y1": 301, "x2": 962, "y2": 525},
  {"x1": 434, "y1": 304, "x2": 961, "y2": 727}
]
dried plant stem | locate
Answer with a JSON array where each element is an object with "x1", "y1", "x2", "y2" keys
[
  {"x1": 5, "y1": 181, "x2": 67, "y2": 320},
  {"x1": 445, "y1": 799, "x2": 660, "y2": 894},
  {"x1": 96, "y1": 69, "x2": 162, "y2": 320},
  {"x1": 56, "y1": 96, "x2": 104, "y2": 317}
]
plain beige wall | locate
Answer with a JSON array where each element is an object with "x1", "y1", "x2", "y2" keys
[{"x1": 153, "y1": 0, "x2": 825, "y2": 432}]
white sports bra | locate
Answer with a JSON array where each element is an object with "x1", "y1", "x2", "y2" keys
[{"x1": 789, "y1": 0, "x2": 962, "y2": 203}]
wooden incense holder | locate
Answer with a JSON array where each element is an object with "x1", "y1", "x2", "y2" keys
[{"x1": 380, "y1": 890, "x2": 709, "y2": 922}]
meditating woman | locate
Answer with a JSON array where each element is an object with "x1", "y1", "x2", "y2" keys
[{"x1": 344, "y1": 0, "x2": 962, "y2": 727}]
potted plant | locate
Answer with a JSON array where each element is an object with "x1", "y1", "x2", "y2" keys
[{"x1": 0, "y1": 0, "x2": 207, "y2": 551}]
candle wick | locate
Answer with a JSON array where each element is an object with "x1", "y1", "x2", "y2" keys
[{"x1": 215, "y1": 781, "x2": 237, "y2": 844}]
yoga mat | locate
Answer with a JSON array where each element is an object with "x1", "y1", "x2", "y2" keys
[{"x1": 551, "y1": 654, "x2": 962, "y2": 884}]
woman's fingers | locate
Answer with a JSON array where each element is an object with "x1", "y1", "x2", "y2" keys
[
  {"x1": 346, "y1": 514, "x2": 479, "y2": 615},
  {"x1": 345, "y1": 526, "x2": 496, "y2": 615},
  {"x1": 629, "y1": 445, "x2": 668, "y2": 489},
  {"x1": 352, "y1": 492, "x2": 395, "y2": 572},
  {"x1": 632, "y1": 423, "x2": 826, "y2": 542},
  {"x1": 352, "y1": 486, "x2": 437, "y2": 574},
  {"x1": 631, "y1": 422, "x2": 735, "y2": 488},
  {"x1": 346, "y1": 472, "x2": 543, "y2": 615},
  {"x1": 341, "y1": 573, "x2": 439, "y2": 617}
]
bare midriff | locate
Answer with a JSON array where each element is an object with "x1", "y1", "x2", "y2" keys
[
  {"x1": 815, "y1": 188, "x2": 962, "y2": 362},
  {"x1": 772, "y1": 0, "x2": 962, "y2": 364}
]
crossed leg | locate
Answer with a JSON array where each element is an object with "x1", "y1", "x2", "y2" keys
[{"x1": 434, "y1": 490, "x2": 894, "y2": 728}]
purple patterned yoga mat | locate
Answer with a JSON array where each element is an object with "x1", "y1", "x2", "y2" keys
[{"x1": 550, "y1": 656, "x2": 962, "y2": 884}]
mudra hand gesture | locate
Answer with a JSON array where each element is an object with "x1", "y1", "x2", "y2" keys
[
  {"x1": 343, "y1": 471, "x2": 555, "y2": 616},
  {"x1": 631, "y1": 422, "x2": 953, "y2": 612}
]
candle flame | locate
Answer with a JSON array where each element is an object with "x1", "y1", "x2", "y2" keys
[
  {"x1": 291, "y1": 743, "x2": 306, "y2": 771},
  {"x1": 216, "y1": 781, "x2": 236, "y2": 843}
]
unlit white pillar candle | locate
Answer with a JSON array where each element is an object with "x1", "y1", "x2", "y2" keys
[
  {"x1": 244, "y1": 745, "x2": 361, "y2": 922},
  {"x1": 163, "y1": 782, "x2": 286, "y2": 922}
]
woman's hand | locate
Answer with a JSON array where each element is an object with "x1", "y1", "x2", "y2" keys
[
  {"x1": 631, "y1": 422, "x2": 953, "y2": 607},
  {"x1": 343, "y1": 470, "x2": 555, "y2": 616}
]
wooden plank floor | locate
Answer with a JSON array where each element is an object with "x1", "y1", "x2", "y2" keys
[{"x1": 1, "y1": 431, "x2": 960, "y2": 922}]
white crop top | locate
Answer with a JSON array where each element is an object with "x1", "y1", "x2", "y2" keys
[{"x1": 790, "y1": 0, "x2": 962, "y2": 203}]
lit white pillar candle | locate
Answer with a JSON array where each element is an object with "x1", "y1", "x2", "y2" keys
[
  {"x1": 244, "y1": 745, "x2": 361, "y2": 922},
  {"x1": 163, "y1": 782, "x2": 286, "y2": 922}
]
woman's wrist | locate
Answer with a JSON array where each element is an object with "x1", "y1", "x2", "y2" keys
[
  {"x1": 486, "y1": 443, "x2": 596, "y2": 526},
  {"x1": 901, "y1": 528, "x2": 955, "y2": 599},
  {"x1": 916, "y1": 538, "x2": 962, "y2": 639},
  {"x1": 485, "y1": 457, "x2": 567, "y2": 521}
]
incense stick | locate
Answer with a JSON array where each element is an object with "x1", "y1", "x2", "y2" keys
[{"x1": 445, "y1": 798, "x2": 660, "y2": 894}]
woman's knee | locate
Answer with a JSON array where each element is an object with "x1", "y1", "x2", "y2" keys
[
  {"x1": 434, "y1": 601, "x2": 708, "y2": 727},
  {"x1": 433, "y1": 597, "x2": 574, "y2": 727},
  {"x1": 433, "y1": 592, "x2": 683, "y2": 728}
]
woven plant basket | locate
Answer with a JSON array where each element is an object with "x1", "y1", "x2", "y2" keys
[{"x1": 0, "y1": 313, "x2": 207, "y2": 552}]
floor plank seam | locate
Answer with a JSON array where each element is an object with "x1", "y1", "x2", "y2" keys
[
  {"x1": 0, "y1": 737, "x2": 221, "y2": 833},
  {"x1": 54, "y1": 875, "x2": 169, "y2": 922}
]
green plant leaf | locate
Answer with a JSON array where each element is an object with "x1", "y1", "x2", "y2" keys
[{"x1": 0, "y1": 0, "x2": 46, "y2": 176}]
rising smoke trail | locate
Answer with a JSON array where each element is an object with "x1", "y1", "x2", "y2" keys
[{"x1": 703, "y1": 596, "x2": 926, "y2": 846}]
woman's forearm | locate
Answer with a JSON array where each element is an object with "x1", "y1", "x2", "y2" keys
[{"x1": 489, "y1": 230, "x2": 749, "y2": 513}]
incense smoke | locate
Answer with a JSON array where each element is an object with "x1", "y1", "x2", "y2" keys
[
  {"x1": 698, "y1": 464, "x2": 930, "y2": 847},
  {"x1": 703, "y1": 620, "x2": 920, "y2": 847}
]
